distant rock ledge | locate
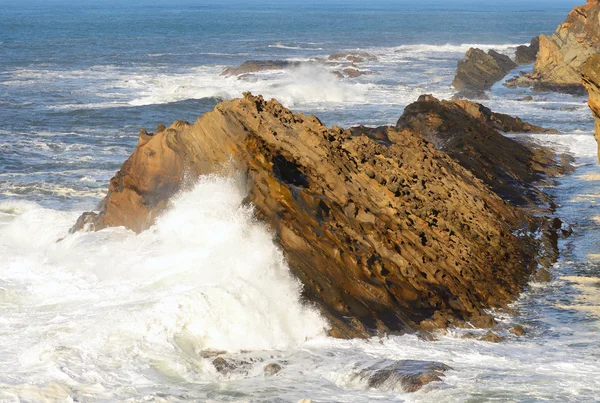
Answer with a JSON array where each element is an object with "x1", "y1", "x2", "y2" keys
[{"x1": 72, "y1": 93, "x2": 565, "y2": 338}]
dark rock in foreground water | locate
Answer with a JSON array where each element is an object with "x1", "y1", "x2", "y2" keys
[
  {"x1": 73, "y1": 93, "x2": 561, "y2": 337},
  {"x1": 582, "y1": 54, "x2": 600, "y2": 161}
]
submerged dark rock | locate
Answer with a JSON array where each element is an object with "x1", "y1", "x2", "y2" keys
[
  {"x1": 452, "y1": 48, "x2": 518, "y2": 98},
  {"x1": 350, "y1": 360, "x2": 452, "y2": 393},
  {"x1": 73, "y1": 93, "x2": 562, "y2": 338},
  {"x1": 515, "y1": 36, "x2": 540, "y2": 66}
]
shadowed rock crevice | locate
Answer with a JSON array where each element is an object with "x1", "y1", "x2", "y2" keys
[{"x1": 73, "y1": 93, "x2": 561, "y2": 337}]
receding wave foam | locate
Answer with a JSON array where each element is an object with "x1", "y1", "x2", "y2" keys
[
  {"x1": 0, "y1": 176, "x2": 327, "y2": 399},
  {"x1": 129, "y1": 64, "x2": 368, "y2": 107}
]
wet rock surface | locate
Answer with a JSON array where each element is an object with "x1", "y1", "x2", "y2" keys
[
  {"x1": 452, "y1": 48, "x2": 517, "y2": 98},
  {"x1": 397, "y1": 95, "x2": 566, "y2": 207},
  {"x1": 534, "y1": 1, "x2": 600, "y2": 92},
  {"x1": 221, "y1": 60, "x2": 307, "y2": 77},
  {"x1": 74, "y1": 93, "x2": 561, "y2": 337},
  {"x1": 581, "y1": 54, "x2": 600, "y2": 160},
  {"x1": 349, "y1": 359, "x2": 452, "y2": 392},
  {"x1": 515, "y1": 36, "x2": 540, "y2": 66}
]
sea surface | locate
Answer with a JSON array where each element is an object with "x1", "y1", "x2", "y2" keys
[{"x1": 1, "y1": 0, "x2": 599, "y2": 401}]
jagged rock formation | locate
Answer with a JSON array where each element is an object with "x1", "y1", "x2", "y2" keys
[
  {"x1": 397, "y1": 95, "x2": 563, "y2": 207},
  {"x1": 452, "y1": 48, "x2": 517, "y2": 98},
  {"x1": 73, "y1": 93, "x2": 557, "y2": 337},
  {"x1": 533, "y1": 0, "x2": 600, "y2": 92},
  {"x1": 581, "y1": 54, "x2": 600, "y2": 160},
  {"x1": 515, "y1": 36, "x2": 540, "y2": 65}
]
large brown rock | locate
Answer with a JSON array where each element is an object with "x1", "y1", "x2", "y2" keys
[
  {"x1": 581, "y1": 54, "x2": 600, "y2": 160},
  {"x1": 397, "y1": 95, "x2": 564, "y2": 207},
  {"x1": 533, "y1": 1, "x2": 600, "y2": 92},
  {"x1": 73, "y1": 93, "x2": 554, "y2": 338},
  {"x1": 452, "y1": 48, "x2": 518, "y2": 98}
]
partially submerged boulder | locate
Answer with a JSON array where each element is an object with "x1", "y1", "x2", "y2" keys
[
  {"x1": 73, "y1": 93, "x2": 557, "y2": 337},
  {"x1": 452, "y1": 48, "x2": 518, "y2": 98},
  {"x1": 397, "y1": 95, "x2": 564, "y2": 207},
  {"x1": 533, "y1": 1, "x2": 600, "y2": 92},
  {"x1": 581, "y1": 54, "x2": 600, "y2": 160}
]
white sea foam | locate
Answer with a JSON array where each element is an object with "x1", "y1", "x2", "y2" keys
[
  {"x1": 128, "y1": 64, "x2": 368, "y2": 108},
  {"x1": 268, "y1": 41, "x2": 324, "y2": 50},
  {"x1": 0, "y1": 176, "x2": 328, "y2": 400}
]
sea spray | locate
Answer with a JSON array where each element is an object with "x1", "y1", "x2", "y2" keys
[{"x1": 0, "y1": 176, "x2": 327, "y2": 398}]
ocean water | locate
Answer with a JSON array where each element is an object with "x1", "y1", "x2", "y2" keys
[{"x1": 1, "y1": 0, "x2": 599, "y2": 401}]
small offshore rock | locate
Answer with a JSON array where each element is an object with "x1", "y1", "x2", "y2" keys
[
  {"x1": 264, "y1": 363, "x2": 282, "y2": 376},
  {"x1": 510, "y1": 324, "x2": 525, "y2": 336},
  {"x1": 534, "y1": 1, "x2": 600, "y2": 91},
  {"x1": 452, "y1": 48, "x2": 517, "y2": 98},
  {"x1": 582, "y1": 54, "x2": 600, "y2": 160},
  {"x1": 480, "y1": 331, "x2": 504, "y2": 343}
]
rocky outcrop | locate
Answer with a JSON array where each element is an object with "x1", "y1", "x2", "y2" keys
[
  {"x1": 397, "y1": 95, "x2": 564, "y2": 207},
  {"x1": 452, "y1": 48, "x2": 518, "y2": 98},
  {"x1": 73, "y1": 93, "x2": 556, "y2": 338},
  {"x1": 533, "y1": 1, "x2": 600, "y2": 92},
  {"x1": 581, "y1": 54, "x2": 600, "y2": 160},
  {"x1": 515, "y1": 36, "x2": 540, "y2": 66},
  {"x1": 221, "y1": 60, "x2": 306, "y2": 77}
]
